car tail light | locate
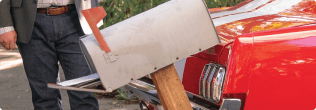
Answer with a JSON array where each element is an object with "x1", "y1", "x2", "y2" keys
[
  {"x1": 199, "y1": 63, "x2": 226, "y2": 103},
  {"x1": 211, "y1": 67, "x2": 226, "y2": 102}
]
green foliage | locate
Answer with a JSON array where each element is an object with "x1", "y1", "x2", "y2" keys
[
  {"x1": 205, "y1": 0, "x2": 245, "y2": 8},
  {"x1": 116, "y1": 88, "x2": 130, "y2": 99},
  {"x1": 99, "y1": 0, "x2": 244, "y2": 29}
]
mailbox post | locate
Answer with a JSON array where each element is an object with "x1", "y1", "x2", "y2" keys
[{"x1": 151, "y1": 64, "x2": 193, "y2": 110}]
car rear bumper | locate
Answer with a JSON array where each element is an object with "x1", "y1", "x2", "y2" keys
[{"x1": 123, "y1": 78, "x2": 241, "y2": 110}]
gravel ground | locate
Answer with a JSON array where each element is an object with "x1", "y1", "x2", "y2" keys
[{"x1": 0, "y1": 46, "x2": 139, "y2": 110}]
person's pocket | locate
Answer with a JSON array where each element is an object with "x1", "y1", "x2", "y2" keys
[{"x1": 11, "y1": 0, "x2": 22, "y2": 7}]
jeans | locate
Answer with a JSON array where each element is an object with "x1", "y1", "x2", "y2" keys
[{"x1": 16, "y1": 8, "x2": 99, "y2": 110}]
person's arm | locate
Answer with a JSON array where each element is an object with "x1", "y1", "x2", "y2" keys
[
  {"x1": 0, "y1": 0, "x2": 14, "y2": 28},
  {"x1": 0, "y1": 0, "x2": 17, "y2": 50}
]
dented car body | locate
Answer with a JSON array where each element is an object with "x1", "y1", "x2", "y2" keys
[{"x1": 124, "y1": 0, "x2": 316, "y2": 109}]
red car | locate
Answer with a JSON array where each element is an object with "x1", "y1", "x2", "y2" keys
[{"x1": 123, "y1": 0, "x2": 316, "y2": 109}]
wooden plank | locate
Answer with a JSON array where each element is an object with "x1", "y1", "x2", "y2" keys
[{"x1": 151, "y1": 64, "x2": 193, "y2": 110}]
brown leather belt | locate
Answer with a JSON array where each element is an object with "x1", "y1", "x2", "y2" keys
[{"x1": 37, "y1": 5, "x2": 75, "y2": 15}]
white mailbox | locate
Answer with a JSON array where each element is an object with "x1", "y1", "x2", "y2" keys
[{"x1": 49, "y1": 0, "x2": 220, "y2": 93}]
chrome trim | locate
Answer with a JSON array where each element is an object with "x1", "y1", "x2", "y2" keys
[
  {"x1": 200, "y1": 64, "x2": 211, "y2": 97},
  {"x1": 139, "y1": 101, "x2": 149, "y2": 110},
  {"x1": 219, "y1": 99, "x2": 241, "y2": 110},
  {"x1": 206, "y1": 65, "x2": 216, "y2": 99},
  {"x1": 212, "y1": 67, "x2": 226, "y2": 103},
  {"x1": 125, "y1": 79, "x2": 213, "y2": 110},
  {"x1": 199, "y1": 63, "x2": 226, "y2": 103}
]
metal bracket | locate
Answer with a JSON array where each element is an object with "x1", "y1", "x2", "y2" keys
[
  {"x1": 219, "y1": 99, "x2": 241, "y2": 110},
  {"x1": 103, "y1": 52, "x2": 118, "y2": 63}
]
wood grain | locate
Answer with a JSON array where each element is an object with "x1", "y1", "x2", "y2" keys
[{"x1": 151, "y1": 64, "x2": 193, "y2": 110}]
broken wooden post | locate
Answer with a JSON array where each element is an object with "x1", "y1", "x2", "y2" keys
[{"x1": 151, "y1": 64, "x2": 193, "y2": 110}]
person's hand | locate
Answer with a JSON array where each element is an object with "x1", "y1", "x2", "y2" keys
[{"x1": 0, "y1": 31, "x2": 17, "y2": 50}]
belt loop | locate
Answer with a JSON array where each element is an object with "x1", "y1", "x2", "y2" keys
[{"x1": 47, "y1": 8, "x2": 50, "y2": 15}]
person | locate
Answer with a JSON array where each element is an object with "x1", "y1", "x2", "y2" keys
[{"x1": 0, "y1": 0, "x2": 102, "y2": 109}]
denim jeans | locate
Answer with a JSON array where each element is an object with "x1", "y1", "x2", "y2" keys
[{"x1": 16, "y1": 8, "x2": 99, "y2": 110}]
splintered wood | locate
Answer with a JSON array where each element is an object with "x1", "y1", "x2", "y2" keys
[{"x1": 151, "y1": 64, "x2": 193, "y2": 110}]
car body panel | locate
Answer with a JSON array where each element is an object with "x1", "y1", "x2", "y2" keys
[
  {"x1": 129, "y1": 0, "x2": 316, "y2": 109},
  {"x1": 245, "y1": 26, "x2": 316, "y2": 110},
  {"x1": 223, "y1": 35, "x2": 254, "y2": 97},
  {"x1": 182, "y1": 56, "x2": 211, "y2": 95},
  {"x1": 181, "y1": 0, "x2": 316, "y2": 109},
  {"x1": 213, "y1": 0, "x2": 316, "y2": 43},
  {"x1": 184, "y1": 0, "x2": 316, "y2": 95}
]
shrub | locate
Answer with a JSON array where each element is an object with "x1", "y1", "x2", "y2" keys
[{"x1": 99, "y1": 0, "x2": 244, "y2": 28}]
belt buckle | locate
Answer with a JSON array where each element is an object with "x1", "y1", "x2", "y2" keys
[
  {"x1": 46, "y1": 6, "x2": 58, "y2": 15},
  {"x1": 46, "y1": 7, "x2": 50, "y2": 15}
]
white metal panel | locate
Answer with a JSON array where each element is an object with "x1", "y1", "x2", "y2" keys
[
  {"x1": 80, "y1": 0, "x2": 219, "y2": 91},
  {"x1": 211, "y1": 0, "x2": 301, "y2": 26},
  {"x1": 57, "y1": 73, "x2": 99, "y2": 86},
  {"x1": 210, "y1": 0, "x2": 271, "y2": 18}
]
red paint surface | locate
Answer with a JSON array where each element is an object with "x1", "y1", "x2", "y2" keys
[
  {"x1": 208, "y1": 7, "x2": 231, "y2": 13},
  {"x1": 181, "y1": 0, "x2": 316, "y2": 109},
  {"x1": 220, "y1": 25, "x2": 316, "y2": 110},
  {"x1": 182, "y1": 57, "x2": 211, "y2": 95},
  {"x1": 244, "y1": 25, "x2": 316, "y2": 110},
  {"x1": 214, "y1": 0, "x2": 316, "y2": 43},
  {"x1": 222, "y1": 34, "x2": 254, "y2": 96},
  {"x1": 184, "y1": 43, "x2": 233, "y2": 96},
  {"x1": 218, "y1": 42, "x2": 234, "y2": 66},
  {"x1": 192, "y1": 44, "x2": 224, "y2": 62}
]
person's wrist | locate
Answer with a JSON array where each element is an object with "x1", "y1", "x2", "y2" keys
[
  {"x1": 0, "y1": 26, "x2": 15, "y2": 36},
  {"x1": 0, "y1": 30, "x2": 17, "y2": 50}
]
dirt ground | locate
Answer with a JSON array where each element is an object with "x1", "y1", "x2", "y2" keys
[{"x1": 0, "y1": 46, "x2": 140, "y2": 110}]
